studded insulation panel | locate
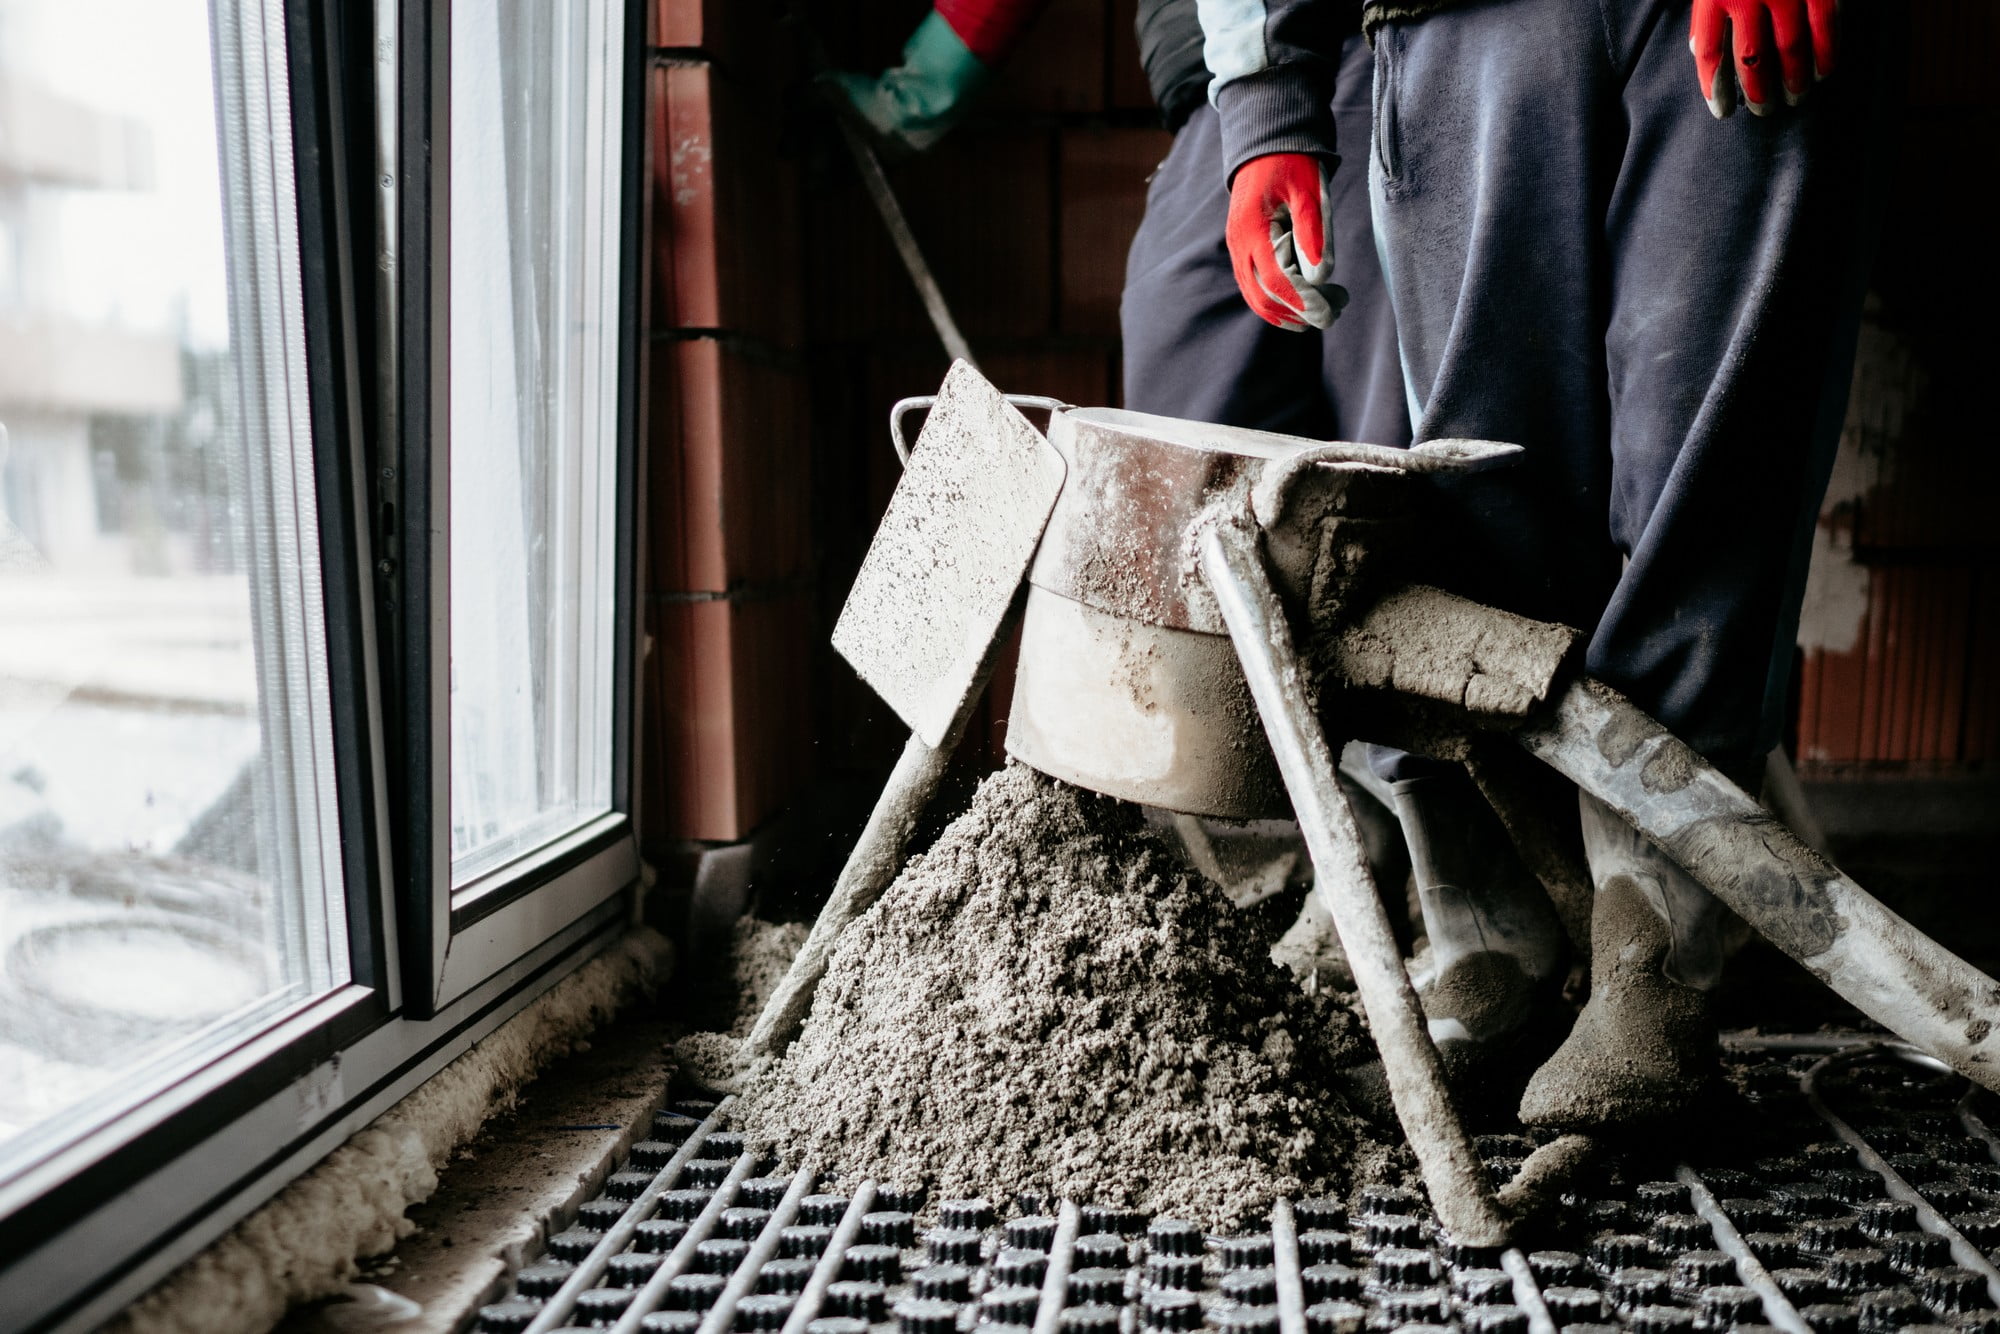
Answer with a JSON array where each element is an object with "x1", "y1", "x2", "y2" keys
[{"x1": 471, "y1": 1042, "x2": 2000, "y2": 1334}]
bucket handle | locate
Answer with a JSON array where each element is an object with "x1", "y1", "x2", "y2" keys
[{"x1": 888, "y1": 394, "x2": 1069, "y2": 466}]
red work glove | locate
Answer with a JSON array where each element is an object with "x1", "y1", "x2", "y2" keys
[
  {"x1": 1691, "y1": 0, "x2": 1837, "y2": 118},
  {"x1": 1225, "y1": 153, "x2": 1346, "y2": 333}
]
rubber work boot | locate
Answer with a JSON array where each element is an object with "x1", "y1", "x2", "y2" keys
[
  {"x1": 1517, "y1": 792, "x2": 1727, "y2": 1129},
  {"x1": 1391, "y1": 774, "x2": 1568, "y2": 1116}
]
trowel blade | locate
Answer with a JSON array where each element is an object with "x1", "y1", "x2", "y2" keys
[{"x1": 833, "y1": 361, "x2": 1067, "y2": 749}]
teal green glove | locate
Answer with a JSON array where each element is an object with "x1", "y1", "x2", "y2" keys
[{"x1": 823, "y1": 10, "x2": 991, "y2": 156}]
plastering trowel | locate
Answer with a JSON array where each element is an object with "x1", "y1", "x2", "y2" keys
[{"x1": 729, "y1": 364, "x2": 1067, "y2": 1080}]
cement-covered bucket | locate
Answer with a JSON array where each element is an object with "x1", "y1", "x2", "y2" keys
[{"x1": 1005, "y1": 409, "x2": 1336, "y2": 819}]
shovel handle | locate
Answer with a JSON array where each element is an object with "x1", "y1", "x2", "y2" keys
[
  {"x1": 889, "y1": 393, "x2": 1071, "y2": 466},
  {"x1": 1199, "y1": 517, "x2": 1512, "y2": 1246}
]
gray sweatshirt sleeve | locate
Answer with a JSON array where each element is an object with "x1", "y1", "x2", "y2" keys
[{"x1": 1196, "y1": 0, "x2": 1353, "y2": 182}]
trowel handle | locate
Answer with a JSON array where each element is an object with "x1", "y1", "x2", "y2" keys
[
  {"x1": 889, "y1": 392, "x2": 1071, "y2": 465},
  {"x1": 741, "y1": 730, "x2": 953, "y2": 1064}
]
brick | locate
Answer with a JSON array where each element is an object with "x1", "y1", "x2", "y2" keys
[
  {"x1": 978, "y1": 346, "x2": 1117, "y2": 409},
  {"x1": 644, "y1": 338, "x2": 689, "y2": 596},
  {"x1": 651, "y1": 337, "x2": 811, "y2": 595},
  {"x1": 810, "y1": 130, "x2": 1057, "y2": 342},
  {"x1": 728, "y1": 595, "x2": 819, "y2": 831},
  {"x1": 657, "y1": 62, "x2": 804, "y2": 345},
  {"x1": 651, "y1": 593, "x2": 816, "y2": 840},
  {"x1": 636, "y1": 604, "x2": 673, "y2": 851},
  {"x1": 983, "y1": 0, "x2": 1108, "y2": 114},
  {"x1": 1799, "y1": 562, "x2": 1979, "y2": 766},
  {"x1": 653, "y1": 0, "x2": 789, "y2": 70},
  {"x1": 647, "y1": 67, "x2": 677, "y2": 328},
  {"x1": 1058, "y1": 127, "x2": 1172, "y2": 335}
]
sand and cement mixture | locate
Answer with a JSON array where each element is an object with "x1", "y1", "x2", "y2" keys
[{"x1": 731, "y1": 764, "x2": 1400, "y2": 1229}]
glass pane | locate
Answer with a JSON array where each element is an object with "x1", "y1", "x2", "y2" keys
[
  {"x1": 448, "y1": 0, "x2": 620, "y2": 889},
  {"x1": 0, "y1": 0, "x2": 346, "y2": 1164}
]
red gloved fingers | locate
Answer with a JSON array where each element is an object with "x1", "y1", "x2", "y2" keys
[
  {"x1": 1229, "y1": 233, "x2": 1308, "y2": 331},
  {"x1": 1767, "y1": 1, "x2": 1813, "y2": 102},
  {"x1": 1690, "y1": 1, "x2": 1737, "y2": 118},
  {"x1": 1731, "y1": 5, "x2": 1777, "y2": 113},
  {"x1": 1807, "y1": 0, "x2": 1837, "y2": 78}
]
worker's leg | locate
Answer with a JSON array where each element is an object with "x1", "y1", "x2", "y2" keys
[
  {"x1": 1372, "y1": 0, "x2": 1895, "y2": 1124},
  {"x1": 1319, "y1": 34, "x2": 1413, "y2": 449},
  {"x1": 1522, "y1": 2, "x2": 1896, "y2": 1127},
  {"x1": 1586, "y1": 2, "x2": 1897, "y2": 778},
  {"x1": 1390, "y1": 774, "x2": 1566, "y2": 1091},
  {"x1": 1122, "y1": 54, "x2": 1421, "y2": 952}
]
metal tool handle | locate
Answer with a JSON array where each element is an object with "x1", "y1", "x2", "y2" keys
[
  {"x1": 742, "y1": 730, "x2": 953, "y2": 1063},
  {"x1": 889, "y1": 392, "x2": 1069, "y2": 465},
  {"x1": 1199, "y1": 515, "x2": 1513, "y2": 1246},
  {"x1": 1517, "y1": 677, "x2": 2000, "y2": 1093},
  {"x1": 1251, "y1": 437, "x2": 1522, "y2": 528}
]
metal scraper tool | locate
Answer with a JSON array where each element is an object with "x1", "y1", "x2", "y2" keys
[{"x1": 735, "y1": 361, "x2": 1066, "y2": 1072}]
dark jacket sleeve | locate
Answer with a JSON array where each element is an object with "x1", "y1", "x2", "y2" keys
[{"x1": 1196, "y1": 0, "x2": 1356, "y2": 182}]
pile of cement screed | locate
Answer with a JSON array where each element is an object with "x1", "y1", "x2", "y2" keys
[{"x1": 735, "y1": 764, "x2": 1399, "y2": 1229}]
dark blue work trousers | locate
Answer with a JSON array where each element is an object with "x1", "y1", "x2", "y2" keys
[
  {"x1": 1368, "y1": 0, "x2": 1899, "y2": 776},
  {"x1": 1121, "y1": 36, "x2": 1412, "y2": 450}
]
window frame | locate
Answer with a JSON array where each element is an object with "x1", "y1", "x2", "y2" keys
[
  {"x1": 0, "y1": 0, "x2": 650, "y2": 1325},
  {"x1": 389, "y1": 0, "x2": 643, "y2": 1019}
]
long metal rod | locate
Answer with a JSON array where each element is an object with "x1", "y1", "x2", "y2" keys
[
  {"x1": 1676, "y1": 1165, "x2": 1811, "y2": 1334},
  {"x1": 574, "y1": 1150, "x2": 757, "y2": 1334},
  {"x1": 829, "y1": 115, "x2": 977, "y2": 369},
  {"x1": 1271, "y1": 1199, "x2": 1308, "y2": 1334},
  {"x1": 1498, "y1": 1248, "x2": 1557, "y2": 1334},
  {"x1": 526, "y1": 1098, "x2": 736, "y2": 1332},
  {"x1": 1801, "y1": 1051, "x2": 2000, "y2": 1306},
  {"x1": 1029, "y1": 1201, "x2": 1083, "y2": 1334},
  {"x1": 1199, "y1": 519, "x2": 1509, "y2": 1246},
  {"x1": 1516, "y1": 677, "x2": 2000, "y2": 1091},
  {"x1": 778, "y1": 1182, "x2": 880, "y2": 1334},
  {"x1": 684, "y1": 1164, "x2": 819, "y2": 1334}
]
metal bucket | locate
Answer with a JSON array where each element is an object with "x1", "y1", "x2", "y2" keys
[{"x1": 1004, "y1": 408, "x2": 1331, "y2": 819}]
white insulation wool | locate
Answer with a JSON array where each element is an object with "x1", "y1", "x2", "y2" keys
[{"x1": 102, "y1": 927, "x2": 673, "y2": 1334}]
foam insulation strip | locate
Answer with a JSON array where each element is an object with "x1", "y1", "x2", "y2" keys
[{"x1": 101, "y1": 926, "x2": 674, "y2": 1334}]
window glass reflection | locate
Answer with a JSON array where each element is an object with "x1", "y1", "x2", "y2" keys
[{"x1": 0, "y1": 0, "x2": 346, "y2": 1163}]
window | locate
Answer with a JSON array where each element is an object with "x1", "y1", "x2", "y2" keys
[
  {"x1": 0, "y1": 0, "x2": 345, "y2": 1176},
  {"x1": 0, "y1": 0, "x2": 643, "y2": 1325},
  {"x1": 394, "y1": 0, "x2": 638, "y2": 1011},
  {"x1": 448, "y1": 0, "x2": 622, "y2": 894}
]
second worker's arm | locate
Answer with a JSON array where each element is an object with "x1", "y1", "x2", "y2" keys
[{"x1": 1198, "y1": 0, "x2": 1354, "y2": 330}]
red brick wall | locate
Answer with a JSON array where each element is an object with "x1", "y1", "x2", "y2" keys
[
  {"x1": 642, "y1": 0, "x2": 1170, "y2": 846},
  {"x1": 642, "y1": 6, "x2": 814, "y2": 844}
]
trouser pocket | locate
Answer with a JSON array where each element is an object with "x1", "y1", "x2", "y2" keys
[{"x1": 1371, "y1": 26, "x2": 1403, "y2": 183}]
